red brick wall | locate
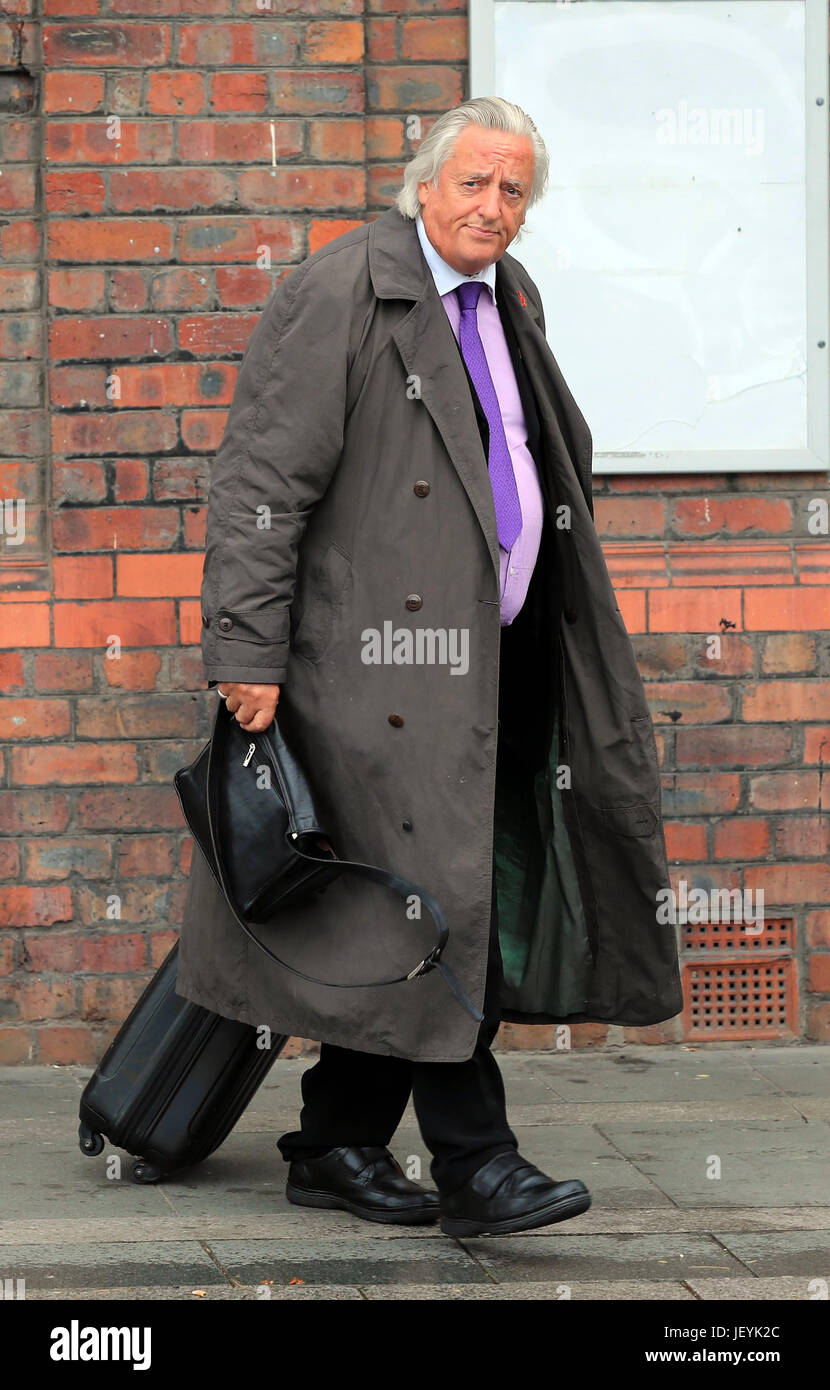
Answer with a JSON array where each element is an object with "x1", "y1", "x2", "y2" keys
[{"x1": 1, "y1": 2, "x2": 828, "y2": 1063}]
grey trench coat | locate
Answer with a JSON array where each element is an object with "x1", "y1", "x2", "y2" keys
[{"x1": 175, "y1": 205, "x2": 684, "y2": 1062}]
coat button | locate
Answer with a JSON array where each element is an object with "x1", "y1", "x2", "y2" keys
[
  {"x1": 388, "y1": 713, "x2": 404, "y2": 727},
  {"x1": 413, "y1": 481, "x2": 430, "y2": 498},
  {"x1": 402, "y1": 819, "x2": 413, "y2": 831},
  {"x1": 202, "y1": 614, "x2": 209, "y2": 628},
  {"x1": 405, "y1": 594, "x2": 422, "y2": 611},
  {"x1": 218, "y1": 616, "x2": 233, "y2": 632},
  {"x1": 563, "y1": 605, "x2": 577, "y2": 624}
]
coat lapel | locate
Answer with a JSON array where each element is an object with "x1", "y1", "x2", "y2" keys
[
  {"x1": 369, "y1": 207, "x2": 503, "y2": 580},
  {"x1": 367, "y1": 206, "x2": 594, "y2": 582},
  {"x1": 494, "y1": 254, "x2": 594, "y2": 518}
]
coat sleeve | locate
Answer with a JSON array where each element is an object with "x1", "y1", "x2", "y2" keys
[{"x1": 200, "y1": 256, "x2": 351, "y2": 686}]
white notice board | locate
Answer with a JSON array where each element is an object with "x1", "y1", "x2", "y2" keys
[{"x1": 470, "y1": 0, "x2": 829, "y2": 473}]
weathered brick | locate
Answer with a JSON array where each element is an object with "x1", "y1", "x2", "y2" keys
[
  {"x1": 743, "y1": 863, "x2": 830, "y2": 905},
  {"x1": 0, "y1": 790, "x2": 71, "y2": 836},
  {"x1": 664, "y1": 821, "x2": 708, "y2": 862},
  {"x1": 807, "y1": 955, "x2": 830, "y2": 993},
  {"x1": 80, "y1": 975, "x2": 150, "y2": 1021},
  {"x1": 10, "y1": 742, "x2": 139, "y2": 786},
  {"x1": 806, "y1": 911, "x2": 830, "y2": 948},
  {"x1": 0, "y1": 885, "x2": 74, "y2": 928},
  {"x1": 0, "y1": 1028, "x2": 33, "y2": 1064},
  {"x1": 53, "y1": 599, "x2": 178, "y2": 648},
  {"x1": 675, "y1": 725, "x2": 792, "y2": 767},
  {"x1": 101, "y1": 649, "x2": 162, "y2": 690},
  {"x1": 775, "y1": 817, "x2": 830, "y2": 858},
  {"x1": 761, "y1": 632, "x2": 817, "y2": 673},
  {"x1": 52, "y1": 555, "x2": 113, "y2": 599},
  {"x1": 713, "y1": 818, "x2": 771, "y2": 861},
  {"x1": 18, "y1": 979, "x2": 77, "y2": 1022},
  {"x1": 76, "y1": 786, "x2": 184, "y2": 830},
  {"x1": 645, "y1": 682, "x2": 732, "y2": 724},
  {"x1": 48, "y1": 219, "x2": 173, "y2": 263},
  {"x1": 52, "y1": 507, "x2": 179, "y2": 552},
  {"x1": 36, "y1": 1025, "x2": 99, "y2": 1065},
  {"x1": 116, "y1": 835, "x2": 176, "y2": 878},
  {"x1": 75, "y1": 694, "x2": 197, "y2": 739},
  {"x1": 672, "y1": 496, "x2": 793, "y2": 536},
  {"x1": 0, "y1": 699, "x2": 71, "y2": 740},
  {"x1": 743, "y1": 681, "x2": 830, "y2": 722},
  {"x1": 25, "y1": 835, "x2": 113, "y2": 881},
  {"x1": 49, "y1": 315, "x2": 173, "y2": 360},
  {"x1": 43, "y1": 24, "x2": 171, "y2": 67},
  {"x1": 748, "y1": 773, "x2": 820, "y2": 812}
]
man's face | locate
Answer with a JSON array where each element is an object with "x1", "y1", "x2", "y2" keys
[{"x1": 417, "y1": 125, "x2": 535, "y2": 275}]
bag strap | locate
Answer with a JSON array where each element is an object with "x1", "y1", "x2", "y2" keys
[{"x1": 205, "y1": 708, "x2": 484, "y2": 1024}]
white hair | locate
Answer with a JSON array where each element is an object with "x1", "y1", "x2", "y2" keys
[{"x1": 394, "y1": 96, "x2": 549, "y2": 241}]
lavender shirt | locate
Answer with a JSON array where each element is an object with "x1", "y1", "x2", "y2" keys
[{"x1": 415, "y1": 213, "x2": 545, "y2": 626}]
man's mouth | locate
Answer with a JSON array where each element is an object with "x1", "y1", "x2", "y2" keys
[{"x1": 467, "y1": 226, "x2": 498, "y2": 237}]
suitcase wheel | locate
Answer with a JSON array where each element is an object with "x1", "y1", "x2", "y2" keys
[
  {"x1": 132, "y1": 1161, "x2": 164, "y2": 1185},
  {"x1": 78, "y1": 1122, "x2": 105, "y2": 1157}
]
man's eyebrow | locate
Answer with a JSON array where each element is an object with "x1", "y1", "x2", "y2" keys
[{"x1": 458, "y1": 168, "x2": 527, "y2": 190}]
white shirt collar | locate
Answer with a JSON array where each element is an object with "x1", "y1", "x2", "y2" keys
[{"x1": 415, "y1": 211, "x2": 497, "y2": 306}]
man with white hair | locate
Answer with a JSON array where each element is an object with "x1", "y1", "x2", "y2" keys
[{"x1": 179, "y1": 96, "x2": 682, "y2": 1237}]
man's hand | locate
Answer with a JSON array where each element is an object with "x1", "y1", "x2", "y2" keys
[{"x1": 216, "y1": 682, "x2": 280, "y2": 733}]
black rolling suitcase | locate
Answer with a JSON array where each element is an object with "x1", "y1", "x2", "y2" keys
[{"x1": 78, "y1": 941, "x2": 287, "y2": 1184}]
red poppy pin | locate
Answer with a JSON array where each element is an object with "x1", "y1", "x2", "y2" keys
[{"x1": 518, "y1": 290, "x2": 527, "y2": 307}]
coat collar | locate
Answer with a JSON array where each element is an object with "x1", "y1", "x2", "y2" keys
[
  {"x1": 367, "y1": 204, "x2": 541, "y2": 325},
  {"x1": 366, "y1": 207, "x2": 591, "y2": 577},
  {"x1": 413, "y1": 211, "x2": 497, "y2": 305}
]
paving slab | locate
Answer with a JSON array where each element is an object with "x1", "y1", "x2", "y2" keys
[
  {"x1": 3, "y1": 1206, "x2": 829, "y2": 1247},
  {"x1": 0, "y1": 1241, "x2": 223, "y2": 1291},
  {"x1": 510, "y1": 1126, "x2": 674, "y2": 1209},
  {"x1": 712, "y1": 1230, "x2": 830, "y2": 1279},
  {"x1": 23, "y1": 1284, "x2": 364, "y2": 1301},
  {"x1": 205, "y1": 1237, "x2": 490, "y2": 1287},
  {"x1": 1, "y1": 1135, "x2": 170, "y2": 1221},
  {"x1": 741, "y1": 1051, "x2": 830, "y2": 1098},
  {"x1": 685, "y1": 1275, "x2": 827, "y2": 1300},
  {"x1": 457, "y1": 1232, "x2": 748, "y2": 1283},
  {"x1": 363, "y1": 1279, "x2": 697, "y2": 1300},
  {"x1": 498, "y1": 1097, "x2": 822, "y2": 1127},
  {"x1": 2, "y1": 1048, "x2": 829, "y2": 1299},
  {"x1": 0, "y1": 1067, "x2": 82, "y2": 1121},
  {"x1": 596, "y1": 1121, "x2": 830, "y2": 1208},
  {"x1": 513, "y1": 1050, "x2": 788, "y2": 1104}
]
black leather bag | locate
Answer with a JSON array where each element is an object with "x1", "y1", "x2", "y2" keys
[{"x1": 174, "y1": 696, "x2": 482, "y2": 1022}]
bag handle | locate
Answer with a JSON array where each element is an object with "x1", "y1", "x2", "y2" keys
[{"x1": 204, "y1": 701, "x2": 484, "y2": 1024}]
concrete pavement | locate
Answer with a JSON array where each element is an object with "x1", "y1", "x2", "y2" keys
[{"x1": 1, "y1": 1043, "x2": 829, "y2": 1300}]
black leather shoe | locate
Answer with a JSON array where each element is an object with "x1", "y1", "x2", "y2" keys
[
  {"x1": 440, "y1": 1151, "x2": 591, "y2": 1236},
  {"x1": 285, "y1": 1144, "x2": 440, "y2": 1224}
]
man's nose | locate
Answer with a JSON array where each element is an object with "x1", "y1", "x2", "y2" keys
[{"x1": 477, "y1": 182, "x2": 503, "y2": 223}]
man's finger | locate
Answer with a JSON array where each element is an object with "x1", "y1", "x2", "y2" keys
[{"x1": 239, "y1": 712, "x2": 274, "y2": 732}]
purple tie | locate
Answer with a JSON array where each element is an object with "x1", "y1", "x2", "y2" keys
[{"x1": 455, "y1": 281, "x2": 522, "y2": 551}]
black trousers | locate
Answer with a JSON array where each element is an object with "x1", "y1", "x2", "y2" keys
[
  {"x1": 276, "y1": 860, "x2": 519, "y2": 1196},
  {"x1": 276, "y1": 585, "x2": 553, "y2": 1197}
]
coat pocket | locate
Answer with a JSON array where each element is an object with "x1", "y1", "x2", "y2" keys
[
  {"x1": 578, "y1": 713, "x2": 662, "y2": 830},
  {"x1": 290, "y1": 541, "x2": 352, "y2": 664}
]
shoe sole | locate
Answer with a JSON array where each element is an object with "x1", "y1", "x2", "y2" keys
[
  {"x1": 285, "y1": 1181, "x2": 439, "y2": 1225},
  {"x1": 440, "y1": 1188, "x2": 591, "y2": 1237}
]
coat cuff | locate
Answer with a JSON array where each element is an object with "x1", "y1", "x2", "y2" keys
[
  {"x1": 204, "y1": 665, "x2": 287, "y2": 686},
  {"x1": 201, "y1": 607, "x2": 289, "y2": 686}
]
